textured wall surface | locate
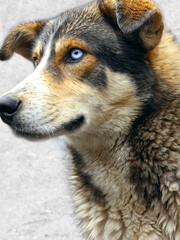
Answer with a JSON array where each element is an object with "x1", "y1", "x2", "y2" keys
[{"x1": 0, "y1": 0, "x2": 180, "y2": 239}]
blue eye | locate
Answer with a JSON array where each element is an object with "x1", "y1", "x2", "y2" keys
[{"x1": 70, "y1": 48, "x2": 84, "y2": 61}]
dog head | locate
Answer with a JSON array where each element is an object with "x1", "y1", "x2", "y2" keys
[{"x1": 0, "y1": 0, "x2": 163, "y2": 138}]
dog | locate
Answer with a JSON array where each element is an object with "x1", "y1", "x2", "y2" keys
[{"x1": 0, "y1": 0, "x2": 179, "y2": 239}]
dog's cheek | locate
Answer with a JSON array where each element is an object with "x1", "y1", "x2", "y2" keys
[
  {"x1": 42, "y1": 77, "x2": 103, "y2": 125},
  {"x1": 59, "y1": 54, "x2": 107, "y2": 90}
]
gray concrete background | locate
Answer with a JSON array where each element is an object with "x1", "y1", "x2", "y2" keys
[{"x1": 0, "y1": 1, "x2": 179, "y2": 239}]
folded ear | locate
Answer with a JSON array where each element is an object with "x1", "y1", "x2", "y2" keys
[
  {"x1": 0, "y1": 21, "x2": 46, "y2": 61},
  {"x1": 100, "y1": 0, "x2": 164, "y2": 50}
]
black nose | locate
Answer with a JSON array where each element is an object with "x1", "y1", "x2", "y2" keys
[{"x1": 0, "y1": 96, "x2": 21, "y2": 124}]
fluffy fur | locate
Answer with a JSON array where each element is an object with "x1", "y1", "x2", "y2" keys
[{"x1": 0, "y1": 0, "x2": 179, "y2": 239}]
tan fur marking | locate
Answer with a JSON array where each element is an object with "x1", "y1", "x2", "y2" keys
[
  {"x1": 100, "y1": 0, "x2": 117, "y2": 22},
  {"x1": 32, "y1": 41, "x2": 43, "y2": 63},
  {"x1": 55, "y1": 38, "x2": 91, "y2": 65},
  {"x1": 101, "y1": 0, "x2": 158, "y2": 23},
  {"x1": 119, "y1": 0, "x2": 158, "y2": 20},
  {"x1": 69, "y1": 54, "x2": 97, "y2": 79},
  {"x1": 2, "y1": 21, "x2": 45, "y2": 60},
  {"x1": 54, "y1": 37, "x2": 98, "y2": 82},
  {"x1": 148, "y1": 33, "x2": 180, "y2": 90}
]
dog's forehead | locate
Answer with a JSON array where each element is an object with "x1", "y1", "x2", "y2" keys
[{"x1": 36, "y1": 2, "x2": 117, "y2": 52}]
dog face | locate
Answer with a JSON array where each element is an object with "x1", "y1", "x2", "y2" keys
[{"x1": 0, "y1": 0, "x2": 163, "y2": 138}]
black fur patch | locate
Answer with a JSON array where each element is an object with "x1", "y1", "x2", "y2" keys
[
  {"x1": 62, "y1": 115, "x2": 85, "y2": 131},
  {"x1": 129, "y1": 105, "x2": 163, "y2": 207},
  {"x1": 130, "y1": 164, "x2": 162, "y2": 207},
  {"x1": 80, "y1": 64, "x2": 107, "y2": 89}
]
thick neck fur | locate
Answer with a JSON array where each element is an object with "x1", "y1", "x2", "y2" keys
[
  {"x1": 66, "y1": 32, "x2": 180, "y2": 238},
  {"x1": 67, "y1": 91, "x2": 179, "y2": 205},
  {"x1": 67, "y1": 128, "x2": 134, "y2": 206}
]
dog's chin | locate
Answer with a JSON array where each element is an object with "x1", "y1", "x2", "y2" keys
[
  {"x1": 11, "y1": 128, "x2": 50, "y2": 141},
  {"x1": 11, "y1": 115, "x2": 86, "y2": 141}
]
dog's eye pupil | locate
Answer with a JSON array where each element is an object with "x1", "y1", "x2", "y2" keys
[{"x1": 70, "y1": 49, "x2": 84, "y2": 61}]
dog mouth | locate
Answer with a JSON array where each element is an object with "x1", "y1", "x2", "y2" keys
[{"x1": 10, "y1": 115, "x2": 86, "y2": 139}]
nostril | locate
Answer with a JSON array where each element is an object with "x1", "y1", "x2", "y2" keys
[
  {"x1": 1, "y1": 99, "x2": 20, "y2": 114},
  {"x1": 0, "y1": 96, "x2": 21, "y2": 123}
]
